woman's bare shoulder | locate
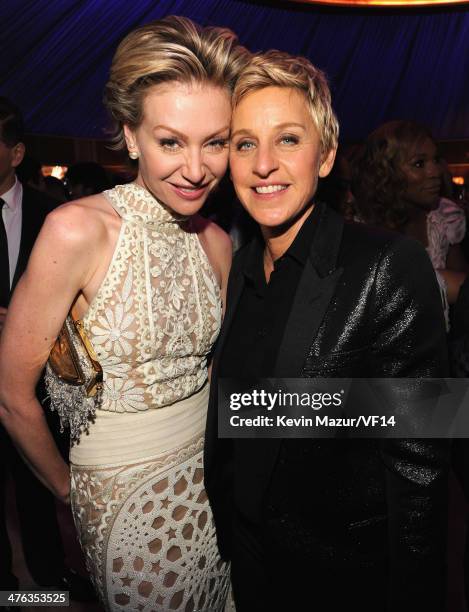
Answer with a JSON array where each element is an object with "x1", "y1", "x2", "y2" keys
[
  {"x1": 194, "y1": 215, "x2": 232, "y2": 253},
  {"x1": 193, "y1": 216, "x2": 232, "y2": 291},
  {"x1": 43, "y1": 193, "x2": 117, "y2": 246}
]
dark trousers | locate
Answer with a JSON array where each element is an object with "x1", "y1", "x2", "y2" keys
[
  {"x1": 0, "y1": 412, "x2": 66, "y2": 588},
  {"x1": 231, "y1": 509, "x2": 386, "y2": 612}
]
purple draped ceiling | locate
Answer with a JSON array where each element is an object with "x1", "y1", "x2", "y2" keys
[{"x1": 1, "y1": 0, "x2": 469, "y2": 142}]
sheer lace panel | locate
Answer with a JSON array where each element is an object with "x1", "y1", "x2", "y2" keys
[{"x1": 82, "y1": 183, "x2": 222, "y2": 413}]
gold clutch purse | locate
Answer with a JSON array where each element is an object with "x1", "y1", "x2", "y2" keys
[{"x1": 45, "y1": 305, "x2": 103, "y2": 443}]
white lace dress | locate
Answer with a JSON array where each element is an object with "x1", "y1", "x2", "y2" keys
[{"x1": 68, "y1": 183, "x2": 230, "y2": 611}]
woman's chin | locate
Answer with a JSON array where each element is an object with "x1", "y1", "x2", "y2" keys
[{"x1": 252, "y1": 212, "x2": 289, "y2": 230}]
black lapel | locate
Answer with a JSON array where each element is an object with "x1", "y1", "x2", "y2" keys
[
  {"x1": 11, "y1": 187, "x2": 46, "y2": 291},
  {"x1": 254, "y1": 204, "x2": 345, "y2": 492},
  {"x1": 274, "y1": 260, "x2": 343, "y2": 375},
  {"x1": 275, "y1": 203, "x2": 345, "y2": 376}
]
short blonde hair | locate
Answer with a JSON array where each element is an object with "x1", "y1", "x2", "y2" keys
[
  {"x1": 233, "y1": 50, "x2": 339, "y2": 154},
  {"x1": 104, "y1": 15, "x2": 250, "y2": 149}
]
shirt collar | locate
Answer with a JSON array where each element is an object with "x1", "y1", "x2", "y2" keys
[
  {"x1": 1, "y1": 176, "x2": 22, "y2": 212},
  {"x1": 285, "y1": 202, "x2": 321, "y2": 265},
  {"x1": 242, "y1": 201, "x2": 322, "y2": 284},
  {"x1": 243, "y1": 232, "x2": 265, "y2": 288}
]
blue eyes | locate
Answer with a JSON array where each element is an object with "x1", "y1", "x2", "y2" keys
[
  {"x1": 235, "y1": 135, "x2": 300, "y2": 152},
  {"x1": 159, "y1": 135, "x2": 300, "y2": 152},
  {"x1": 159, "y1": 138, "x2": 179, "y2": 150},
  {"x1": 158, "y1": 138, "x2": 228, "y2": 151},
  {"x1": 236, "y1": 141, "x2": 255, "y2": 151},
  {"x1": 280, "y1": 135, "x2": 299, "y2": 145},
  {"x1": 207, "y1": 139, "x2": 229, "y2": 150}
]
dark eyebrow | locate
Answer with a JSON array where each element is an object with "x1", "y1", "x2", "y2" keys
[
  {"x1": 152, "y1": 124, "x2": 230, "y2": 140},
  {"x1": 231, "y1": 122, "x2": 306, "y2": 139}
]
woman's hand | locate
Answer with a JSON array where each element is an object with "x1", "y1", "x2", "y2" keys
[{"x1": 58, "y1": 483, "x2": 72, "y2": 506}]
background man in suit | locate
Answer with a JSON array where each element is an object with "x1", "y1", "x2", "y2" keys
[{"x1": 0, "y1": 97, "x2": 94, "y2": 603}]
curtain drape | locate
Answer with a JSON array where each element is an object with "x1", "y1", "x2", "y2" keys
[{"x1": 1, "y1": 0, "x2": 468, "y2": 141}]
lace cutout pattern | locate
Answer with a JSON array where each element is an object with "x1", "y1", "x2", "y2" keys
[
  {"x1": 71, "y1": 437, "x2": 230, "y2": 611},
  {"x1": 82, "y1": 183, "x2": 222, "y2": 413}
]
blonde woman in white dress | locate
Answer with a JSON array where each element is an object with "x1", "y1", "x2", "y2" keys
[{"x1": 0, "y1": 16, "x2": 249, "y2": 611}]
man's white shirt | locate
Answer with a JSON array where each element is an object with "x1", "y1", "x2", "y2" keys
[{"x1": 1, "y1": 176, "x2": 23, "y2": 288}]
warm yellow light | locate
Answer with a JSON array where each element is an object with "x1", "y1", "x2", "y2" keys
[
  {"x1": 453, "y1": 176, "x2": 465, "y2": 186},
  {"x1": 42, "y1": 165, "x2": 68, "y2": 180},
  {"x1": 51, "y1": 165, "x2": 66, "y2": 179},
  {"x1": 296, "y1": 0, "x2": 469, "y2": 5}
]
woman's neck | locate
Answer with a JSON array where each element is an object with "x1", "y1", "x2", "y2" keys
[
  {"x1": 402, "y1": 206, "x2": 429, "y2": 247},
  {"x1": 261, "y1": 204, "x2": 315, "y2": 281}
]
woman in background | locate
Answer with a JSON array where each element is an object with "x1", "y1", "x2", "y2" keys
[
  {"x1": 0, "y1": 16, "x2": 248, "y2": 611},
  {"x1": 353, "y1": 120, "x2": 466, "y2": 328}
]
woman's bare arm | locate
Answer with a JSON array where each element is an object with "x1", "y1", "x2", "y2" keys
[
  {"x1": 197, "y1": 218, "x2": 233, "y2": 380},
  {"x1": 0, "y1": 203, "x2": 105, "y2": 501},
  {"x1": 202, "y1": 220, "x2": 232, "y2": 314},
  {"x1": 437, "y1": 268, "x2": 466, "y2": 304}
]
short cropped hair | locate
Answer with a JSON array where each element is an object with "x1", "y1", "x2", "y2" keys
[
  {"x1": 0, "y1": 97, "x2": 24, "y2": 147},
  {"x1": 232, "y1": 50, "x2": 339, "y2": 155},
  {"x1": 104, "y1": 15, "x2": 250, "y2": 150},
  {"x1": 352, "y1": 120, "x2": 434, "y2": 231}
]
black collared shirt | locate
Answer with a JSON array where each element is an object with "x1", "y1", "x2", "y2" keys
[
  {"x1": 219, "y1": 203, "x2": 320, "y2": 379},
  {"x1": 219, "y1": 204, "x2": 321, "y2": 522}
]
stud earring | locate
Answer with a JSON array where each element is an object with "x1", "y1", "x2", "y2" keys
[{"x1": 129, "y1": 150, "x2": 139, "y2": 160}]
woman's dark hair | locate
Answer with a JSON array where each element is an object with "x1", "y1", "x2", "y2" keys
[{"x1": 352, "y1": 120, "x2": 434, "y2": 231}]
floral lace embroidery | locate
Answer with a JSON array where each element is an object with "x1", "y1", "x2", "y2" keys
[{"x1": 82, "y1": 183, "x2": 222, "y2": 413}]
